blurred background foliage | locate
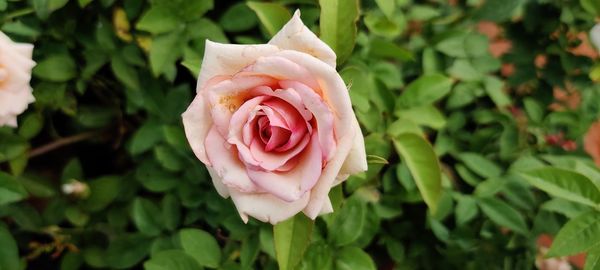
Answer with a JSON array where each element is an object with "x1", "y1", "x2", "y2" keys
[{"x1": 0, "y1": 0, "x2": 600, "y2": 269}]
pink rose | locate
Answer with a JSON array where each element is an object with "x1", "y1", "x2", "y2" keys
[
  {"x1": 182, "y1": 11, "x2": 367, "y2": 224},
  {"x1": 0, "y1": 31, "x2": 35, "y2": 127}
]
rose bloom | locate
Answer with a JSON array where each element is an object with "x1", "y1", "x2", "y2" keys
[
  {"x1": 182, "y1": 11, "x2": 367, "y2": 224},
  {"x1": 0, "y1": 31, "x2": 35, "y2": 127}
]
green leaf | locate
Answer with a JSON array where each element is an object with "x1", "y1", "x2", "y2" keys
[
  {"x1": 220, "y1": 3, "x2": 258, "y2": 32},
  {"x1": 161, "y1": 195, "x2": 181, "y2": 231},
  {"x1": 330, "y1": 197, "x2": 367, "y2": 246},
  {"x1": 111, "y1": 55, "x2": 140, "y2": 90},
  {"x1": 375, "y1": 0, "x2": 396, "y2": 19},
  {"x1": 33, "y1": 54, "x2": 77, "y2": 82},
  {"x1": 396, "y1": 105, "x2": 446, "y2": 130},
  {"x1": 474, "y1": 0, "x2": 521, "y2": 22},
  {"x1": 585, "y1": 245, "x2": 600, "y2": 270},
  {"x1": 106, "y1": 234, "x2": 152, "y2": 269},
  {"x1": 78, "y1": 0, "x2": 94, "y2": 7},
  {"x1": 0, "y1": 224, "x2": 19, "y2": 270},
  {"x1": 435, "y1": 32, "x2": 468, "y2": 58},
  {"x1": 548, "y1": 211, "x2": 600, "y2": 257},
  {"x1": 455, "y1": 196, "x2": 478, "y2": 226},
  {"x1": 83, "y1": 176, "x2": 120, "y2": 212},
  {"x1": 521, "y1": 168, "x2": 600, "y2": 208},
  {"x1": 247, "y1": 2, "x2": 291, "y2": 37},
  {"x1": 298, "y1": 241, "x2": 333, "y2": 270},
  {"x1": 150, "y1": 30, "x2": 184, "y2": 76},
  {"x1": 132, "y1": 198, "x2": 163, "y2": 236},
  {"x1": 319, "y1": 0, "x2": 359, "y2": 64},
  {"x1": 179, "y1": 228, "x2": 222, "y2": 268},
  {"x1": 274, "y1": 214, "x2": 314, "y2": 270},
  {"x1": 581, "y1": 0, "x2": 600, "y2": 15},
  {"x1": 18, "y1": 113, "x2": 43, "y2": 139},
  {"x1": 368, "y1": 38, "x2": 414, "y2": 62},
  {"x1": 397, "y1": 74, "x2": 453, "y2": 109},
  {"x1": 447, "y1": 59, "x2": 483, "y2": 82},
  {"x1": 240, "y1": 234, "x2": 260, "y2": 268},
  {"x1": 144, "y1": 250, "x2": 201, "y2": 270},
  {"x1": 33, "y1": 0, "x2": 70, "y2": 19},
  {"x1": 484, "y1": 76, "x2": 511, "y2": 108},
  {"x1": 0, "y1": 172, "x2": 28, "y2": 206},
  {"x1": 458, "y1": 153, "x2": 503, "y2": 178},
  {"x1": 136, "y1": 7, "x2": 180, "y2": 35},
  {"x1": 154, "y1": 145, "x2": 184, "y2": 171},
  {"x1": 129, "y1": 121, "x2": 163, "y2": 155},
  {"x1": 393, "y1": 133, "x2": 442, "y2": 214},
  {"x1": 335, "y1": 246, "x2": 376, "y2": 270},
  {"x1": 477, "y1": 197, "x2": 528, "y2": 235}
]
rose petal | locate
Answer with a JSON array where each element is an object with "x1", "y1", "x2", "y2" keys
[
  {"x1": 247, "y1": 133, "x2": 322, "y2": 201},
  {"x1": 273, "y1": 50, "x2": 354, "y2": 137},
  {"x1": 269, "y1": 88, "x2": 312, "y2": 121},
  {"x1": 338, "y1": 117, "x2": 368, "y2": 176},
  {"x1": 249, "y1": 134, "x2": 310, "y2": 171},
  {"x1": 246, "y1": 55, "x2": 320, "y2": 91},
  {"x1": 269, "y1": 10, "x2": 337, "y2": 68},
  {"x1": 196, "y1": 41, "x2": 280, "y2": 91},
  {"x1": 227, "y1": 95, "x2": 268, "y2": 166},
  {"x1": 279, "y1": 80, "x2": 336, "y2": 161},
  {"x1": 229, "y1": 189, "x2": 310, "y2": 224},
  {"x1": 205, "y1": 127, "x2": 261, "y2": 193},
  {"x1": 303, "y1": 128, "x2": 355, "y2": 219},
  {"x1": 265, "y1": 126, "x2": 291, "y2": 151},
  {"x1": 206, "y1": 76, "x2": 276, "y2": 136},
  {"x1": 182, "y1": 94, "x2": 214, "y2": 165},
  {"x1": 206, "y1": 167, "x2": 230, "y2": 198}
]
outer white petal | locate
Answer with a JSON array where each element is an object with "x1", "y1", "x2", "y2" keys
[
  {"x1": 591, "y1": 23, "x2": 600, "y2": 51},
  {"x1": 196, "y1": 41, "x2": 279, "y2": 91},
  {"x1": 182, "y1": 94, "x2": 212, "y2": 164},
  {"x1": 229, "y1": 190, "x2": 311, "y2": 224},
  {"x1": 206, "y1": 167, "x2": 230, "y2": 198},
  {"x1": 339, "y1": 117, "x2": 368, "y2": 176},
  {"x1": 205, "y1": 127, "x2": 261, "y2": 193},
  {"x1": 14, "y1": 43, "x2": 33, "y2": 59},
  {"x1": 303, "y1": 130, "x2": 355, "y2": 219},
  {"x1": 0, "y1": 32, "x2": 35, "y2": 128},
  {"x1": 269, "y1": 10, "x2": 337, "y2": 68}
]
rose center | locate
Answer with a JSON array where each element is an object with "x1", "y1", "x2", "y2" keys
[{"x1": 256, "y1": 115, "x2": 293, "y2": 152}]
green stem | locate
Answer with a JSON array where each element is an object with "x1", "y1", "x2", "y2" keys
[{"x1": 2, "y1": 7, "x2": 35, "y2": 22}]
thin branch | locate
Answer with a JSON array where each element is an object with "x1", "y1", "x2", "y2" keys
[{"x1": 28, "y1": 131, "x2": 99, "y2": 158}]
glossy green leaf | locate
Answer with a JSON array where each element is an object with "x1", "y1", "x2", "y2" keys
[
  {"x1": 274, "y1": 213, "x2": 314, "y2": 270},
  {"x1": 143, "y1": 250, "x2": 201, "y2": 270},
  {"x1": 0, "y1": 172, "x2": 27, "y2": 206},
  {"x1": 397, "y1": 74, "x2": 453, "y2": 109},
  {"x1": 330, "y1": 197, "x2": 367, "y2": 246},
  {"x1": 393, "y1": 133, "x2": 442, "y2": 214},
  {"x1": 478, "y1": 197, "x2": 528, "y2": 235},
  {"x1": 33, "y1": 54, "x2": 77, "y2": 82},
  {"x1": 319, "y1": 0, "x2": 359, "y2": 64},
  {"x1": 132, "y1": 198, "x2": 163, "y2": 236},
  {"x1": 179, "y1": 228, "x2": 222, "y2": 268},
  {"x1": 547, "y1": 211, "x2": 600, "y2": 257},
  {"x1": 521, "y1": 168, "x2": 600, "y2": 208},
  {"x1": 335, "y1": 246, "x2": 376, "y2": 270},
  {"x1": 585, "y1": 245, "x2": 600, "y2": 270},
  {"x1": 247, "y1": 2, "x2": 291, "y2": 37},
  {"x1": 0, "y1": 225, "x2": 19, "y2": 270}
]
